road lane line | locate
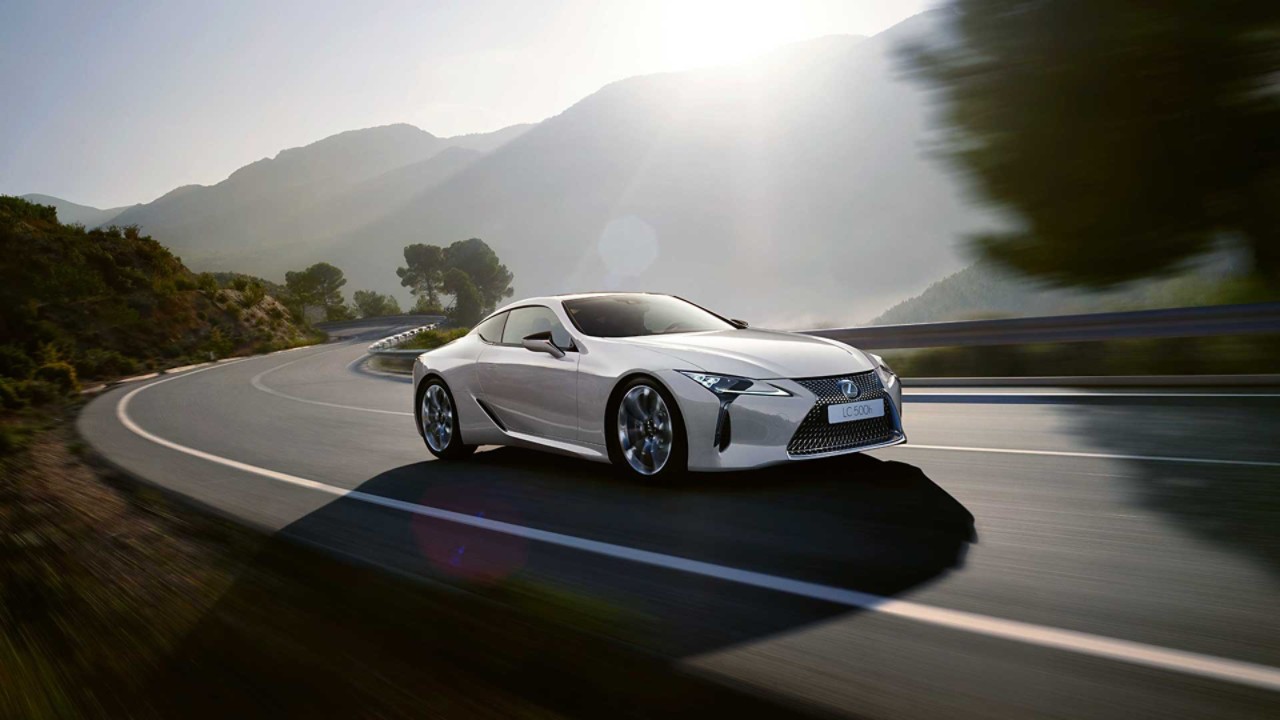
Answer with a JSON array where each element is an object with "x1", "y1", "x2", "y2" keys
[
  {"x1": 251, "y1": 354, "x2": 1280, "y2": 466},
  {"x1": 250, "y1": 345, "x2": 414, "y2": 417},
  {"x1": 251, "y1": 352, "x2": 1280, "y2": 467},
  {"x1": 112, "y1": 366, "x2": 1280, "y2": 693},
  {"x1": 890, "y1": 444, "x2": 1280, "y2": 468}
]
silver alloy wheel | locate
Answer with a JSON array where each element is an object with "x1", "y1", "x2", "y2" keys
[
  {"x1": 421, "y1": 383, "x2": 454, "y2": 453},
  {"x1": 617, "y1": 384, "x2": 673, "y2": 475}
]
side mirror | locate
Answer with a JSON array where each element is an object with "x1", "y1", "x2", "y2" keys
[
  {"x1": 522, "y1": 331, "x2": 565, "y2": 359},
  {"x1": 730, "y1": 318, "x2": 749, "y2": 329}
]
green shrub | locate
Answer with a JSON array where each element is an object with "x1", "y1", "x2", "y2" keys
[
  {"x1": 0, "y1": 380, "x2": 26, "y2": 409},
  {"x1": 226, "y1": 305, "x2": 243, "y2": 321},
  {"x1": 232, "y1": 277, "x2": 250, "y2": 291},
  {"x1": 0, "y1": 425, "x2": 30, "y2": 456},
  {"x1": 203, "y1": 328, "x2": 234, "y2": 358},
  {"x1": 197, "y1": 273, "x2": 219, "y2": 294},
  {"x1": 16, "y1": 379, "x2": 60, "y2": 405},
  {"x1": 175, "y1": 275, "x2": 197, "y2": 291},
  {"x1": 33, "y1": 362, "x2": 79, "y2": 394},
  {"x1": 242, "y1": 282, "x2": 266, "y2": 307},
  {"x1": 152, "y1": 277, "x2": 178, "y2": 297},
  {"x1": 0, "y1": 345, "x2": 35, "y2": 379},
  {"x1": 75, "y1": 349, "x2": 141, "y2": 379}
]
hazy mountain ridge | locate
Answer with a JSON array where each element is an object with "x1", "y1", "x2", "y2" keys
[
  {"x1": 19, "y1": 194, "x2": 132, "y2": 228},
  {"x1": 31, "y1": 12, "x2": 1005, "y2": 326},
  {"x1": 320, "y1": 12, "x2": 999, "y2": 325}
]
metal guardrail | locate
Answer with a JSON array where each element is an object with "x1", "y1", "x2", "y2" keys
[
  {"x1": 368, "y1": 324, "x2": 440, "y2": 355},
  {"x1": 806, "y1": 302, "x2": 1280, "y2": 350},
  {"x1": 359, "y1": 302, "x2": 1279, "y2": 376}
]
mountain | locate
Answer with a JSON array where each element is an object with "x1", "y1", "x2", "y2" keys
[
  {"x1": 444, "y1": 123, "x2": 536, "y2": 153},
  {"x1": 19, "y1": 194, "x2": 131, "y2": 228},
  {"x1": 107, "y1": 123, "x2": 529, "y2": 269},
  {"x1": 317, "y1": 12, "x2": 997, "y2": 326},
  {"x1": 89, "y1": 11, "x2": 1002, "y2": 326}
]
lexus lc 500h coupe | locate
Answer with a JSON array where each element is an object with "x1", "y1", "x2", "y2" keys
[{"x1": 412, "y1": 292, "x2": 905, "y2": 480}]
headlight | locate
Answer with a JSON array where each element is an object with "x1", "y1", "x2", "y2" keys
[
  {"x1": 867, "y1": 353, "x2": 898, "y2": 388},
  {"x1": 677, "y1": 371, "x2": 791, "y2": 397}
]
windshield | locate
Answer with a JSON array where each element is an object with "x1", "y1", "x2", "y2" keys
[{"x1": 562, "y1": 295, "x2": 734, "y2": 338}]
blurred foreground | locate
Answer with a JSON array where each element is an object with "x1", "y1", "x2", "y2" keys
[{"x1": 1, "y1": 408, "x2": 807, "y2": 718}]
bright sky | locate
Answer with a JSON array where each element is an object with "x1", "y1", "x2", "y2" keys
[{"x1": 0, "y1": 0, "x2": 928, "y2": 208}]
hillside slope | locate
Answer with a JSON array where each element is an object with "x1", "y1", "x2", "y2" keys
[{"x1": 0, "y1": 196, "x2": 314, "y2": 381}]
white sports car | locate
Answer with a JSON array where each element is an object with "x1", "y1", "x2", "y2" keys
[{"x1": 412, "y1": 292, "x2": 905, "y2": 480}]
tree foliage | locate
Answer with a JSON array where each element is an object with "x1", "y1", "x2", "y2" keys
[
  {"x1": 905, "y1": 0, "x2": 1280, "y2": 288},
  {"x1": 285, "y1": 262, "x2": 347, "y2": 314},
  {"x1": 352, "y1": 290, "x2": 402, "y2": 318},
  {"x1": 441, "y1": 268, "x2": 485, "y2": 326},
  {"x1": 397, "y1": 238, "x2": 513, "y2": 323},
  {"x1": 396, "y1": 244, "x2": 446, "y2": 307}
]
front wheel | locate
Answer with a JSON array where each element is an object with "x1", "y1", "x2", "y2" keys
[
  {"x1": 418, "y1": 379, "x2": 475, "y2": 460},
  {"x1": 607, "y1": 378, "x2": 686, "y2": 481}
]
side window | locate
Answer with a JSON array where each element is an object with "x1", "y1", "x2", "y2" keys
[
  {"x1": 502, "y1": 306, "x2": 574, "y2": 350},
  {"x1": 474, "y1": 312, "x2": 507, "y2": 344}
]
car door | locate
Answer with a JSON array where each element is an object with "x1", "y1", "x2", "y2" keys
[{"x1": 477, "y1": 305, "x2": 580, "y2": 440}]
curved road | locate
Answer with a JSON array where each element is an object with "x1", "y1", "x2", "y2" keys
[{"x1": 80, "y1": 319, "x2": 1280, "y2": 719}]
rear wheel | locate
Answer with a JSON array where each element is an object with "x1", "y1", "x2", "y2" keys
[
  {"x1": 418, "y1": 379, "x2": 474, "y2": 460},
  {"x1": 607, "y1": 377, "x2": 686, "y2": 481}
]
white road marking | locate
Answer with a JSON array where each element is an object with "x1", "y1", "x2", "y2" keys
[
  {"x1": 112, "y1": 363, "x2": 1280, "y2": 693},
  {"x1": 890, "y1": 444, "x2": 1280, "y2": 468},
  {"x1": 250, "y1": 346, "x2": 413, "y2": 417}
]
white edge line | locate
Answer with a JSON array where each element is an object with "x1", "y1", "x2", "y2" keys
[
  {"x1": 244, "y1": 345, "x2": 1280, "y2": 468},
  {"x1": 110, "y1": 363, "x2": 1280, "y2": 693}
]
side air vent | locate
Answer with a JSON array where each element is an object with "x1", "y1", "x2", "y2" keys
[{"x1": 474, "y1": 397, "x2": 507, "y2": 431}]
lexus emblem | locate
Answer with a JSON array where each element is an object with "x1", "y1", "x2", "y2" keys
[{"x1": 837, "y1": 379, "x2": 860, "y2": 400}]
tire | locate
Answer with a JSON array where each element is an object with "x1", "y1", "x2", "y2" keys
[
  {"x1": 606, "y1": 377, "x2": 687, "y2": 481},
  {"x1": 417, "y1": 378, "x2": 475, "y2": 460}
]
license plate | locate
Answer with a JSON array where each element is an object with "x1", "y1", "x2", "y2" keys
[{"x1": 827, "y1": 399, "x2": 884, "y2": 424}]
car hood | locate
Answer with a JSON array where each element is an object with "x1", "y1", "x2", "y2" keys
[{"x1": 622, "y1": 329, "x2": 874, "y2": 379}]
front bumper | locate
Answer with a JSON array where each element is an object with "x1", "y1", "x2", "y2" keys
[{"x1": 665, "y1": 369, "x2": 906, "y2": 472}]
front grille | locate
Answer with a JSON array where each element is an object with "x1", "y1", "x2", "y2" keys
[{"x1": 786, "y1": 371, "x2": 900, "y2": 456}]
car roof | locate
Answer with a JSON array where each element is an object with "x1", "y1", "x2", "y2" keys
[{"x1": 491, "y1": 291, "x2": 671, "y2": 314}]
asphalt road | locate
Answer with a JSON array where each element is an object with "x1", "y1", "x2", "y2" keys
[{"x1": 79, "y1": 319, "x2": 1280, "y2": 719}]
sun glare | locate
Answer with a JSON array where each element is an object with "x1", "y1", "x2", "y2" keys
[{"x1": 655, "y1": 0, "x2": 823, "y2": 71}]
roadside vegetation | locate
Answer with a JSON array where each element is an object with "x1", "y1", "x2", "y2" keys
[
  {"x1": 399, "y1": 326, "x2": 470, "y2": 350},
  {"x1": 0, "y1": 196, "x2": 320, "y2": 388},
  {"x1": 278, "y1": 237, "x2": 514, "y2": 328},
  {"x1": 0, "y1": 195, "x2": 325, "y2": 454},
  {"x1": 397, "y1": 238, "x2": 514, "y2": 325},
  {"x1": 883, "y1": 333, "x2": 1280, "y2": 378}
]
